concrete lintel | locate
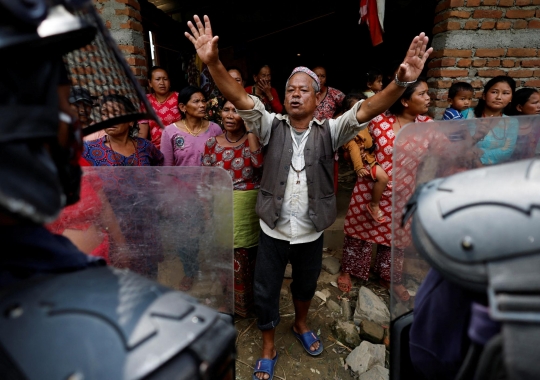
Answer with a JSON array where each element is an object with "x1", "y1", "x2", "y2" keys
[{"x1": 433, "y1": 29, "x2": 540, "y2": 50}]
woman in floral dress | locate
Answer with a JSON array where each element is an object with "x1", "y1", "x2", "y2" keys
[
  {"x1": 203, "y1": 99, "x2": 263, "y2": 316},
  {"x1": 338, "y1": 79, "x2": 433, "y2": 301}
]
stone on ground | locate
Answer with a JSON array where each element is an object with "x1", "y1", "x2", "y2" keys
[
  {"x1": 327, "y1": 299, "x2": 342, "y2": 314},
  {"x1": 284, "y1": 263, "x2": 292, "y2": 278},
  {"x1": 331, "y1": 320, "x2": 361, "y2": 349},
  {"x1": 321, "y1": 256, "x2": 341, "y2": 274},
  {"x1": 354, "y1": 286, "x2": 390, "y2": 326},
  {"x1": 359, "y1": 365, "x2": 389, "y2": 380},
  {"x1": 346, "y1": 341, "x2": 386, "y2": 375},
  {"x1": 360, "y1": 320, "x2": 385, "y2": 344}
]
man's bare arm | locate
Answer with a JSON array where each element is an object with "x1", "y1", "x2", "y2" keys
[
  {"x1": 185, "y1": 15, "x2": 254, "y2": 110},
  {"x1": 356, "y1": 32, "x2": 433, "y2": 123}
]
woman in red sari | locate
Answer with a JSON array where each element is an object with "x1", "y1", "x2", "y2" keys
[{"x1": 338, "y1": 79, "x2": 432, "y2": 300}]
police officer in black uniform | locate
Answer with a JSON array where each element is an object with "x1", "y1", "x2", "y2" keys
[{"x1": 0, "y1": 2, "x2": 234, "y2": 378}]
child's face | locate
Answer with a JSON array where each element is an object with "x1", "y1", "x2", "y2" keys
[
  {"x1": 449, "y1": 90, "x2": 473, "y2": 111},
  {"x1": 368, "y1": 76, "x2": 383, "y2": 92}
]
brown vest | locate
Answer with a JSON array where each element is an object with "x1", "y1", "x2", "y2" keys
[{"x1": 256, "y1": 118, "x2": 336, "y2": 232}]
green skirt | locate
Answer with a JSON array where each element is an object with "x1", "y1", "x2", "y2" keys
[{"x1": 233, "y1": 189, "x2": 260, "y2": 249}]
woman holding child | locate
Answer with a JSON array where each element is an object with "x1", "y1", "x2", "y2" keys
[{"x1": 338, "y1": 79, "x2": 432, "y2": 300}]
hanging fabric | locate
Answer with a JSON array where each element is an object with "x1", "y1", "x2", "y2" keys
[{"x1": 359, "y1": 0, "x2": 384, "y2": 46}]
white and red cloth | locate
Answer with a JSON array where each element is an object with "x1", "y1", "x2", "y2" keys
[{"x1": 359, "y1": 0, "x2": 384, "y2": 46}]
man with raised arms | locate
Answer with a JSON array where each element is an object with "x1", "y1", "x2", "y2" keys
[{"x1": 185, "y1": 15, "x2": 432, "y2": 380}]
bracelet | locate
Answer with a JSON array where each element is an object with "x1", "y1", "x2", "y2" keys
[
  {"x1": 246, "y1": 130, "x2": 253, "y2": 134},
  {"x1": 394, "y1": 74, "x2": 417, "y2": 88}
]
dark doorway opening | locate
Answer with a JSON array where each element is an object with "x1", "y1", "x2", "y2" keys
[{"x1": 142, "y1": 0, "x2": 437, "y2": 97}]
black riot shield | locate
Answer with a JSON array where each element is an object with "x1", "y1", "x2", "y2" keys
[{"x1": 389, "y1": 115, "x2": 540, "y2": 380}]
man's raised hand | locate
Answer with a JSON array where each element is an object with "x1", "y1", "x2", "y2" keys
[
  {"x1": 184, "y1": 15, "x2": 219, "y2": 65},
  {"x1": 396, "y1": 32, "x2": 433, "y2": 83}
]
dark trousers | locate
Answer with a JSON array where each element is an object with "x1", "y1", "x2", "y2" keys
[{"x1": 254, "y1": 230, "x2": 323, "y2": 331}]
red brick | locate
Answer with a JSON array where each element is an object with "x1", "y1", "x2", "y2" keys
[
  {"x1": 435, "y1": 0, "x2": 450, "y2": 13},
  {"x1": 508, "y1": 69, "x2": 534, "y2": 77},
  {"x1": 470, "y1": 80, "x2": 484, "y2": 88},
  {"x1": 507, "y1": 48, "x2": 537, "y2": 57},
  {"x1": 427, "y1": 79, "x2": 453, "y2": 89},
  {"x1": 118, "y1": 45, "x2": 145, "y2": 55},
  {"x1": 433, "y1": 21, "x2": 462, "y2": 34},
  {"x1": 498, "y1": 0, "x2": 515, "y2": 5},
  {"x1": 429, "y1": 58, "x2": 456, "y2": 68},
  {"x1": 467, "y1": 0, "x2": 481, "y2": 4},
  {"x1": 487, "y1": 59, "x2": 501, "y2": 67},
  {"x1": 472, "y1": 59, "x2": 487, "y2": 67},
  {"x1": 464, "y1": 20, "x2": 480, "y2": 29},
  {"x1": 506, "y1": 9, "x2": 536, "y2": 18},
  {"x1": 529, "y1": 20, "x2": 540, "y2": 29},
  {"x1": 477, "y1": 69, "x2": 505, "y2": 77},
  {"x1": 115, "y1": 0, "x2": 141, "y2": 11},
  {"x1": 524, "y1": 79, "x2": 540, "y2": 87},
  {"x1": 502, "y1": 59, "x2": 516, "y2": 67},
  {"x1": 473, "y1": 10, "x2": 503, "y2": 18},
  {"x1": 482, "y1": 0, "x2": 498, "y2": 4},
  {"x1": 534, "y1": 0, "x2": 540, "y2": 4},
  {"x1": 105, "y1": 20, "x2": 111, "y2": 29},
  {"x1": 444, "y1": 49, "x2": 473, "y2": 57},
  {"x1": 429, "y1": 68, "x2": 469, "y2": 77},
  {"x1": 457, "y1": 58, "x2": 472, "y2": 67},
  {"x1": 120, "y1": 20, "x2": 143, "y2": 32},
  {"x1": 535, "y1": 70, "x2": 540, "y2": 76},
  {"x1": 475, "y1": 48, "x2": 506, "y2": 57},
  {"x1": 496, "y1": 21, "x2": 512, "y2": 29},
  {"x1": 512, "y1": 20, "x2": 528, "y2": 29},
  {"x1": 434, "y1": 10, "x2": 471, "y2": 24},
  {"x1": 537, "y1": 9, "x2": 540, "y2": 17},
  {"x1": 515, "y1": 0, "x2": 531, "y2": 4},
  {"x1": 521, "y1": 59, "x2": 540, "y2": 67},
  {"x1": 125, "y1": 57, "x2": 147, "y2": 66},
  {"x1": 115, "y1": 7, "x2": 142, "y2": 22},
  {"x1": 451, "y1": 0, "x2": 465, "y2": 5},
  {"x1": 480, "y1": 21, "x2": 496, "y2": 29}
]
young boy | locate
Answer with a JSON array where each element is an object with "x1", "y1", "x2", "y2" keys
[{"x1": 443, "y1": 82, "x2": 474, "y2": 120}]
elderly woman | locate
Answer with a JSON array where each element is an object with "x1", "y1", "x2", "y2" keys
[
  {"x1": 203, "y1": 98, "x2": 263, "y2": 316},
  {"x1": 466, "y1": 76, "x2": 518, "y2": 165},
  {"x1": 338, "y1": 79, "x2": 433, "y2": 300},
  {"x1": 244, "y1": 64, "x2": 282, "y2": 113},
  {"x1": 138, "y1": 66, "x2": 181, "y2": 149},
  {"x1": 312, "y1": 65, "x2": 345, "y2": 120},
  {"x1": 160, "y1": 86, "x2": 222, "y2": 166}
]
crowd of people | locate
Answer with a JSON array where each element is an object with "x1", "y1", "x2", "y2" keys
[{"x1": 50, "y1": 13, "x2": 540, "y2": 380}]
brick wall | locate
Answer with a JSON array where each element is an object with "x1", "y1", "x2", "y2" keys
[
  {"x1": 94, "y1": 0, "x2": 147, "y2": 86},
  {"x1": 427, "y1": 0, "x2": 540, "y2": 119}
]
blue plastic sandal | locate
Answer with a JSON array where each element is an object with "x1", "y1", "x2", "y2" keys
[
  {"x1": 292, "y1": 327, "x2": 324, "y2": 356},
  {"x1": 252, "y1": 353, "x2": 278, "y2": 380}
]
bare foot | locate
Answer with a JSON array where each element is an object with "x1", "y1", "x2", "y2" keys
[
  {"x1": 337, "y1": 272, "x2": 352, "y2": 293},
  {"x1": 293, "y1": 324, "x2": 320, "y2": 352}
]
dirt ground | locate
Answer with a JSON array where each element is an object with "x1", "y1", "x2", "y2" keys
[{"x1": 233, "y1": 247, "x2": 392, "y2": 380}]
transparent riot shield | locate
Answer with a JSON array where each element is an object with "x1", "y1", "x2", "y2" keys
[
  {"x1": 389, "y1": 115, "x2": 540, "y2": 379},
  {"x1": 47, "y1": 166, "x2": 234, "y2": 314}
]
